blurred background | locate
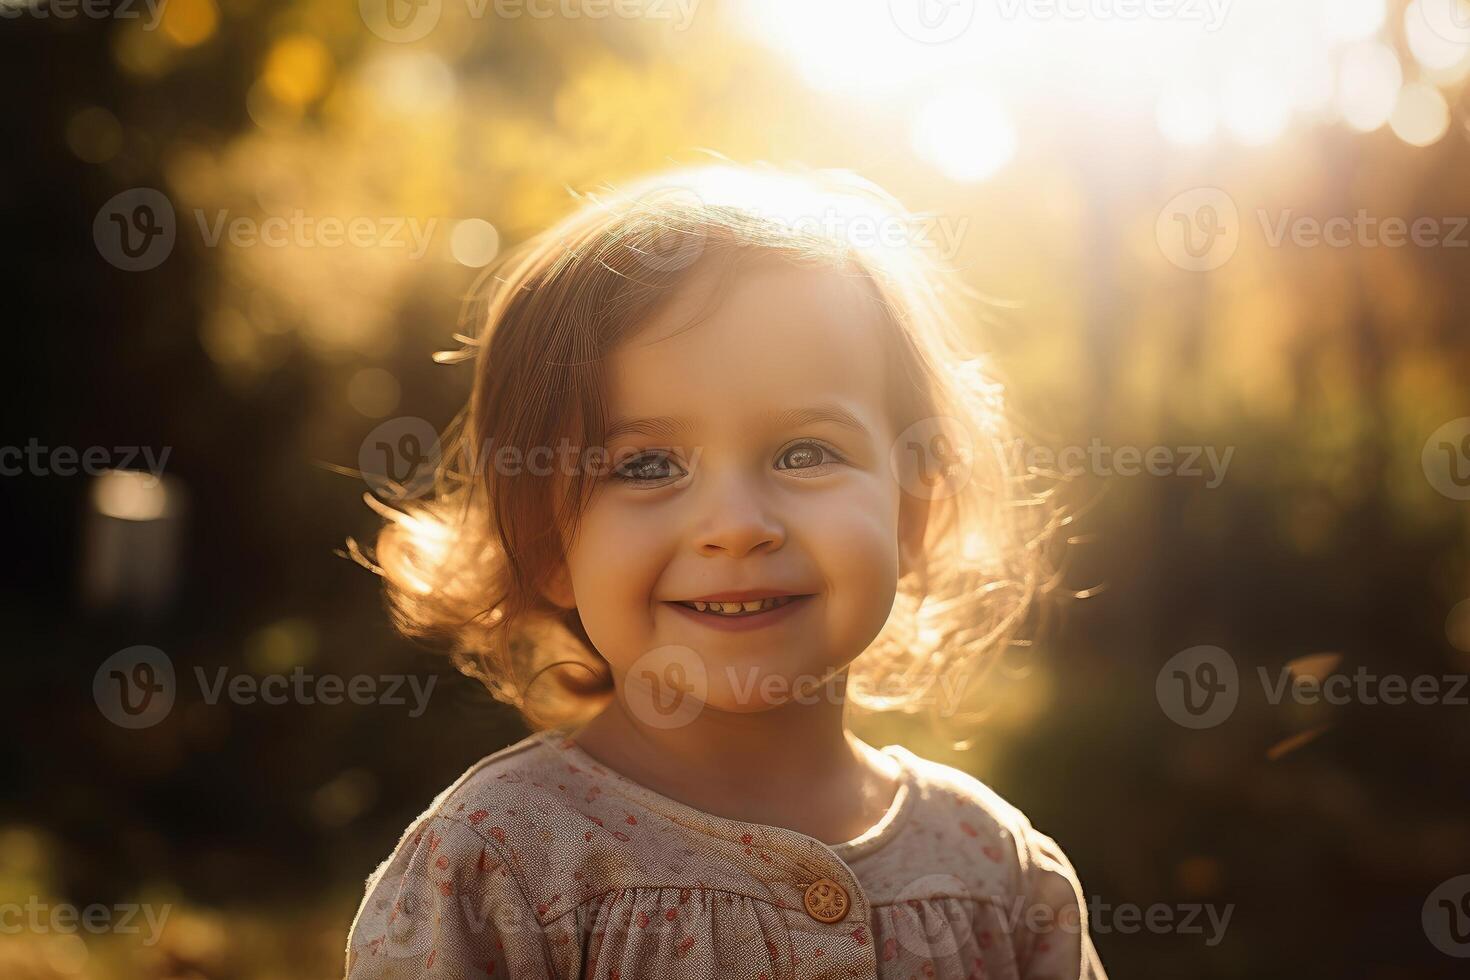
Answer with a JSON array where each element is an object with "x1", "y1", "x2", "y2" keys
[{"x1": 4, "y1": 0, "x2": 1470, "y2": 976}]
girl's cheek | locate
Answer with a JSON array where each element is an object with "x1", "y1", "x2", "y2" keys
[
  {"x1": 578, "y1": 495, "x2": 665, "y2": 553},
  {"x1": 570, "y1": 501, "x2": 672, "y2": 629},
  {"x1": 788, "y1": 488, "x2": 900, "y2": 635},
  {"x1": 607, "y1": 505, "x2": 677, "y2": 564},
  {"x1": 801, "y1": 482, "x2": 899, "y2": 564}
]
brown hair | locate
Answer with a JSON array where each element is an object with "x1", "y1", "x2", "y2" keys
[{"x1": 355, "y1": 163, "x2": 1061, "y2": 730}]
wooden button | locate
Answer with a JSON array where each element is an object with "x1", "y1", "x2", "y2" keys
[{"x1": 802, "y1": 878, "x2": 850, "y2": 923}]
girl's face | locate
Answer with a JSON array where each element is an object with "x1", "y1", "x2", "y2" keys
[{"x1": 546, "y1": 258, "x2": 927, "y2": 715}]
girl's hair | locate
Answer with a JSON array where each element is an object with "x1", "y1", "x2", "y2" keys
[{"x1": 357, "y1": 162, "x2": 1062, "y2": 730}]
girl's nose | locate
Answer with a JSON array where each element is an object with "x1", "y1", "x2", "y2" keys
[{"x1": 692, "y1": 472, "x2": 785, "y2": 558}]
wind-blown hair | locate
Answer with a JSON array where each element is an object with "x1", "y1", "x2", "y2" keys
[{"x1": 354, "y1": 163, "x2": 1062, "y2": 730}]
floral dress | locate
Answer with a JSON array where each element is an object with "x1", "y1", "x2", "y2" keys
[{"x1": 345, "y1": 728, "x2": 1107, "y2": 979}]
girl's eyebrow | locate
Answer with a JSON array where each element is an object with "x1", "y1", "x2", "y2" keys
[
  {"x1": 771, "y1": 403, "x2": 871, "y2": 437},
  {"x1": 605, "y1": 403, "x2": 870, "y2": 442}
]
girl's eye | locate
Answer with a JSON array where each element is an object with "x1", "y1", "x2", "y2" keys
[
  {"x1": 611, "y1": 451, "x2": 686, "y2": 485},
  {"x1": 775, "y1": 440, "x2": 845, "y2": 473},
  {"x1": 610, "y1": 443, "x2": 844, "y2": 484}
]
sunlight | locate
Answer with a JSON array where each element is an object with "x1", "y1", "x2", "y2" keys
[
  {"x1": 736, "y1": 0, "x2": 1454, "y2": 173},
  {"x1": 910, "y1": 87, "x2": 1016, "y2": 182}
]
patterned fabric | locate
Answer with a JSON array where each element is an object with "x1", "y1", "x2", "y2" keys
[{"x1": 345, "y1": 729, "x2": 1107, "y2": 979}]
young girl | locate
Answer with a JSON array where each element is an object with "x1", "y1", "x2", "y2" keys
[{"x1": 345, "y1": 163, "x2": 1106, "y2": 979}]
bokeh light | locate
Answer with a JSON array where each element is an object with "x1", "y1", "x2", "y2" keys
[
  {"x1": 450, "y1": 218, "x2": 501, "y2": 268},
  {"x1": 160, "y1": 0, "x2": 218, "y2": 49},
  {"x1": 1221, "y1": 69, "x2": 1292, "y2": 145},
  {"x1": 64, "y1": 106, "x2": 122, "y2": 164},
  {"x1": 91, "y1": 470, "x2": 170, "y2": 523},
  {"x1": 1337, "y1": 42, "x2": 1404, "y2": 131},
  {"x1": 1391, "y1": 80, "x2": 1453, "y2": 144},
  {"x1": 346, "y1": 367, "x2": 403, "y2": 418}
]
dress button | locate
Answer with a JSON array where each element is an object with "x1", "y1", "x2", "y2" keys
[{"x1": 803, "y1": 878, "x2": 850, "y2": 923}]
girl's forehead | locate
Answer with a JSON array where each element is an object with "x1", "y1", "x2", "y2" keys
[{"x1": 606, "y1": 260, "x2": 893, "y2": 434}]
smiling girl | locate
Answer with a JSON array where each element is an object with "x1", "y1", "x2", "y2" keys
[{"x1": 345, "y1": 164, "x2": 1106, "y2": 979}]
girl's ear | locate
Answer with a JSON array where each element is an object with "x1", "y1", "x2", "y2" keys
[
  {"x1": 541, "y1": 560, "x2": 577, "y2": 610},
  {"x1": 897, "y1": 490, "x2": 931, "y2": 594}
]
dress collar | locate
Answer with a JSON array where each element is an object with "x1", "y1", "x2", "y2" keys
[
  {"x1": 537, "y1": 726, "x2": 915, "y2": 873},
  {"x1": 829, "y1": 745, "x2": 913, "y2": 861}
]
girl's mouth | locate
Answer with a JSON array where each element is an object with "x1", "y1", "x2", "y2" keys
[
  {"x1": 663, "y1": 594, "x2": 814, "y2": 631},
  {"x1": 675, "y1": 596, "x2": 800, "y2": 616}
]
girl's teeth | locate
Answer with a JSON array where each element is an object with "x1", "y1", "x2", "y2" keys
[{"x1": 687, "y1": 597, "x2": 793, "y2": 615}]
